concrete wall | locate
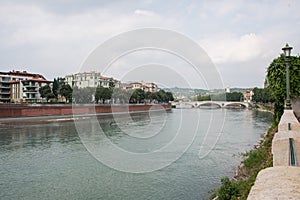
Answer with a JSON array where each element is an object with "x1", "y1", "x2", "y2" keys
[
  {"x1": 247, "y1": 166, "x2": 300, "y2": 200},
  {"x1": 248, "y1": 110, "x2": 300, "y2": 199},
  {"x1": 278, "y1": 110, "x2": 300, "y2": 132},
  {"x1": 272, "y1": 131, "x2": 300, "y2": 166},
  {"x1": 292, "y1": 98, "x2": 300, "y2": 119}
]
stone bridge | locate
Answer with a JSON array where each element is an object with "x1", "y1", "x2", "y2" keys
[{"x1": 173, "y1": 101, "x2": 251, "y2": 109}]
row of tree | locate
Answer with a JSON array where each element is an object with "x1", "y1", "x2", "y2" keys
[
  {"x1": 193, "y1": 92, "x2": 243, "y2": 102},
  {"x1": 252, "y1": 87, "x2": 275, "y2": 103},
  {"x1": 39, "y1": 80, "x2": 174, "y2": 104},
  {"x1": 39, "y1": 77, "x2": 73, "y2": 102},
  {"x1": 73, "y1": 87, "x2": 174, "y2": 104}
]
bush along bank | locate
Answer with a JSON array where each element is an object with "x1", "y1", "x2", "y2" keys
[{"x1": 212, "y1": 122, "x2": 278, "y2": 200}]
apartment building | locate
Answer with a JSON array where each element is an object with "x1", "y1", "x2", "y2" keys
[
  {"x1": 99, "y1": 76, "x2": 120, "y2": 88},
  {"x1": 0, "y1": 70, "x2": 51, "y2": 103},
  {"x1": 65, "y1": 71, "x2": 101, "y2": 88},
  {"x1": 65, "y1": 71, "x2": 120, "y2": 88},
  {"x1": 124, "y1": 81, "x2": 160, "y2": 93}
]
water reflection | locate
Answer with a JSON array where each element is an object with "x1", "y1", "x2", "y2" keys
[{"x1": 0, "y1": 109, "x2": 273, "y2": 200}]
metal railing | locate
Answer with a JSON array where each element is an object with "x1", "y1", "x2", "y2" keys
[{"x1": 289, "y1": 138, "x2": 297, "y2": 166}]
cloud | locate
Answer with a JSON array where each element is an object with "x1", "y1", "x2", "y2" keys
[
  {"x1": 0, "y1": 0, "x2": 300, "y2": 87},
  {"x1": 200, "y1": 32, "x2": 264, "y2": 64},
  {"x1": 134, "y1": 9, "x2": 156, "y2": 17}
]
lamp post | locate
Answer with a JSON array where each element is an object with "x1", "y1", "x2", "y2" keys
[{"x1": 282, "y1": 43, "x2": 293, "y2": 110}]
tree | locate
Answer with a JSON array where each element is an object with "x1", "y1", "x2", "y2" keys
[
  {"x1": 59, "y1": 84, "x2": 73, "y2": 103},
  {"x1": 52, "y1": 78, "x2": 59, "y2": 98},
  {"x1": 252, "y1": 87, "x2": 275, "y2": 103},
  {"x1": 95, "y1": 87, "x2": 112, "y2": 104},
  {"x1": 226, "y1": 92, "x2": 243, "y2": 102},
  {"x1": 39, "y1": 84, "x2": 55, "y2": 102},
  {"x1": 73, "y1": 87, "x2": 94, "y2": 103},
  {"x1": 130, "y1": 89, "x2": 145, "y2": 103},
  {"x1": 266, "y1": 54, "x2": 300, "y2": 122},
  {"x1": 165, "y1": 91, "x2": 174, "y2": 102},
  {"x1": 111, "y1": 88, "x2": 131, "y2": 104},
  {"x1": 52, "y1": 77, "x2": 66, "y2": 100}
]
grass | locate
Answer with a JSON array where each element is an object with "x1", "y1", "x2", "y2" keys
[{"x1": 214, "y1": 122, "x2": 278, "y2": 200}]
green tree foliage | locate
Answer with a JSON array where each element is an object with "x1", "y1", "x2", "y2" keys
[
  {"x1": 194, "y1": 95, "x2": 211, "y2": 101},
  {"x1": 95, "y1": 87, "x2": 112, "y2": 104},
  {"x1": 226, "y1": 92, "x2": 243, "y2": 102},
  {"x1": 72, "y1": 87, "x2": 94, "y2": 104},
  {"x1": 266, "y1": 54, "x2": 300, "y2": 122},
  {"x1": 59, "y1": 84, "x2": 73, "y2": 103},
  {"x1": 252, "y1": 87, "x2": 275, "y2": 103},
  {"x1": 52, "y1": 78, "x2": 59, "y2": 98},
  {"x1": 194, "y1": 92, "x2": 242, "y2": 102},
  {"x1": 52, "y1": 77, "x2": 65, "y2": 99},
  {"x1": 39, "y1": 84, "x2": 55, "y2": 102},
  {"x1": 165, "y1": 91, "x2": 174, "y2": 102},
  {"x1": 111, "y1": 88, "x2": 131, "y2": 104},
  {"x1": 217, "y1": 177, "x2": 239, "y2": 200},
  {"x1": 130, "y1": 89, "x2": 145, "y2": 103}
]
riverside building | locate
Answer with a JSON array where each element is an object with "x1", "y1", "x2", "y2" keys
[
  {"x1": 0, "y1": 70, "x2": 51, "y2": 103},
  {"x1": 65, "y1": 71, "x2": 120, "y2": 88}
]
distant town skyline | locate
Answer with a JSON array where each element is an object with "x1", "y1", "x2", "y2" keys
[{"x1": 1, "y1": 0, "x2": 300, "y2": 88}]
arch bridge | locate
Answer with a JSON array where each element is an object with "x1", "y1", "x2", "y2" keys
[{"x1": 173, "y1": 101, "x2": 251, "y2": 109}]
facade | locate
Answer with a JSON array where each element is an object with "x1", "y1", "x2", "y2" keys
[
  {"x1": 0, "y1": 73, "x2": 11, "y2": 103},
  {"x1": 243, "y1": 90, "x2": 254, "y2": 103},
  {"x1": 226, "y1": 86, "x2": 231, "y2": 93},
  {"x1": 65, "y1": 72, "x2": 120, "y2": 89},
  {"x1": 125, "y1": 81, "x2": 160, "y2": 93},
  {"x1": 0, "y1": 70, "x2": 51, "y2": 103},
  {"x1": 264, "y1": 78, "x2": 269, "y2": 89},
  {"x1": 99, "y1": 76, "x2": 120, "y2": 88},
  {"x1": 65, "y1": 71, "x2": 101, "y2": 88}
]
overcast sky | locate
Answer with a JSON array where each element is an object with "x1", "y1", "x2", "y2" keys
[{"x1": 1, "y1": 0, "x2": 300, "y2": 88}]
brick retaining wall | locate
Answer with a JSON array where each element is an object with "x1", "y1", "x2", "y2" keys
[{"x1": 0, "y1": 104, "x2": 171, "y2": 118}]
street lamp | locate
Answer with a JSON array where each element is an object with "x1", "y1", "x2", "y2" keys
[{"x1": 282, "y1": 43, "x2": 293, "y2": 109}]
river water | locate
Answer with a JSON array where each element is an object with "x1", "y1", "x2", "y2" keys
[{"x1": 0, "y1": 109, "x2": 272, "y2": 200}]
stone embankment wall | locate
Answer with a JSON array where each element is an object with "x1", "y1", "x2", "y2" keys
[
  {"x1": 0, "y1": 104, "x2": 171, "y2": 118},
  {"x1": 248, "y1": 110, "x2": 300, "y2": 200}
]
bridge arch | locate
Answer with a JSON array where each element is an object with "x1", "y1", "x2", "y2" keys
[
  {"x1": 224, "y1": 102, "x2": 247, "y2": 108},
  {"x1": 197, "y1": 102, "x2": 222, "y2": 108}
]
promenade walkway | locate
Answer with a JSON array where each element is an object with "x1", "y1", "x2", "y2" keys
[{"x1": 248, "y1": 110, "x2": 300, "y2": 199}]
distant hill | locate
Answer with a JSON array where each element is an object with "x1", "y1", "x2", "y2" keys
[{"x1": 163, "y1": 87, "x2": 253, "y2": 99}]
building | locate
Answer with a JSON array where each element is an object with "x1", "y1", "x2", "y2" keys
[
  {"x1": 99, "y1": 76, "x2": 120, "y2": 88},
  {"x1": 243, "y1": 90, "x2": 254, "y2": 103},
  {"x1": 124, "y1": 81, "x2": 160, "y2": 93},
  {"x1": 65, "y1": 72, "x2": 120, "y2": 89},
  {"x1": 226, "y1": 85, "x2": 231, "y2": 93},
  {"x1": 264, "y1": 78, "x2": 269, "y2": 88},
  {"x1": 0, "y1": 70, "x2": 52, "y2": 103},
  {"x1": 65, "y1": 71, "x2": 101, "y2": 88}
]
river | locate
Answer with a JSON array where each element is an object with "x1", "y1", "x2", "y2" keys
[{"x1": 0, "y1": 108, "x2": 273, "y2": 200}]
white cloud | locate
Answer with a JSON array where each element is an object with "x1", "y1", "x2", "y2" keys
[
  {"x1": 0, "y1": 0, "x2": 300, "y2": 87},
  {"x1": 200, "y1": 33, "x2": 265, "y2": 64},
  {"x1": 134, "y1": 9, "x2": 156, "y2": 17}
]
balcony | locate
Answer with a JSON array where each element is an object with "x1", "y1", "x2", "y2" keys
[
  {"x1": 23, "y1": 89, "x2": 38, "y2": 93},
  {"x1": 0, "y1": 85, "x2": 10, "y2": 89},
  {"x1": 23, "y1": 84, "x2": 38, "y2": 88},
  {"x1": 0, "y1": 78, "x2": 10, "y2": 83},
  {"x1": 0, "y1": 97, "x2": 10, "y2": 101},
  {"x1": 0, "y1": 91, "x2": 11, "y2": 94}
]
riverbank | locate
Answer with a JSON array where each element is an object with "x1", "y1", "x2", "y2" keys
[
  {"x1": 0, "y1": 103, "x2": 172, "y2": 118},
  {"x1": 213, "y1": 108, "x2": 276, "y2": 200}
]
